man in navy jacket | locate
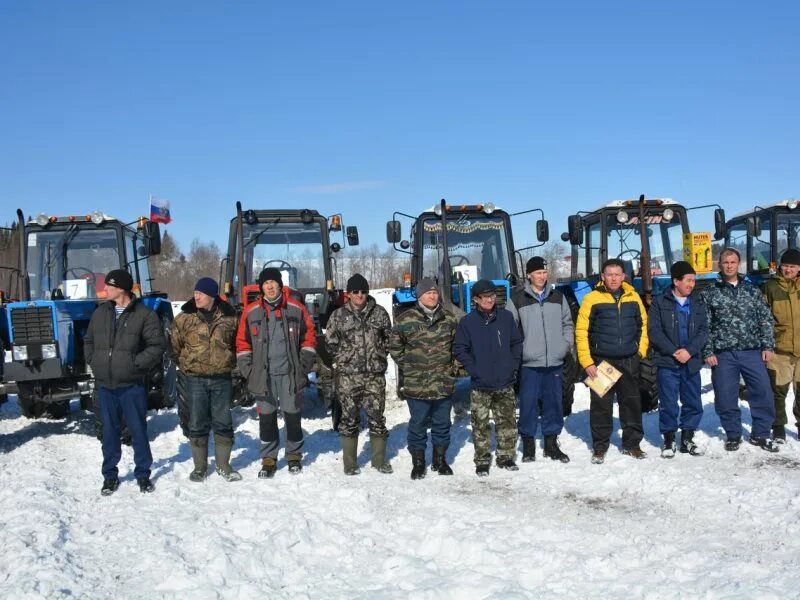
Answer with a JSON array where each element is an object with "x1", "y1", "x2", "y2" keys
[
  {"x1": 454, "y1": 279, "x2": 523, "y2": 476},
  {"x1": 647, "y1": 261, "x2": 708, "y2": 457}
]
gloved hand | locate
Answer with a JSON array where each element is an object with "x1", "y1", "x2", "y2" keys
[{"x1": 300, "y1": 349, "x2": 316, "y2": 374}]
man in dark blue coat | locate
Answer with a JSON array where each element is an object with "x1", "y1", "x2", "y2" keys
[
  {"x1": 454, "y1": 279, "x2": 523, "y2": 476},
  {"x1": 647, "y1": 261, "x2": 708, "y2": 458}
]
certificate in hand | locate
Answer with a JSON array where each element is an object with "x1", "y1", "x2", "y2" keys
[{"x1": 585, "y1": 360, "x2": 622, "y2": 397}]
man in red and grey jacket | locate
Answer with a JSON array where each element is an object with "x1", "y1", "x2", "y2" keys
[{"x1": 236, "y1": 267, "x2": 317, "y2": 478}]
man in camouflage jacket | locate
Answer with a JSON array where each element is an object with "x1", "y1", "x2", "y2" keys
[
  {"x1": 172, "y1": 277, "x2": 241, "y2": 482},
  {"x1": 325, "y1": 273, "x2": 393, "y2": 475},
  {"x1": 763, "y1": 248, "x2": 800, "y2": 441},
  {"x1": 701, "y1": 247, "x2": 777, "y2": 452},
  {"x1": 389, "y1": 278, "x2": 459, "y2": 479}
]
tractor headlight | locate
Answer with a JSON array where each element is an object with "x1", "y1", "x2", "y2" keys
[
  {"x1": 12, "y1": 345, "x2": 28, "y2": 361},
  {"x1": 36, "y1": 213, "x2": 49, "y2": 227},
  {"x1": 90, "y1": 211, "x2": 105, "y2": 225},
  {"x1": 42, "y1": 344, "x2": 57, "y2": 359},
  {"x1": 483, "y1": 202, "x2": 496, "y2": 214},
  {"x1": 616, "y1": 210, "x2": 629, "y2": 224},
  {"x1": 663, "y1": 208, "x2": 674, "y2": 222}
]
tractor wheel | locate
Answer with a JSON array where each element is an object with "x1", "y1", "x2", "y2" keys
[{"x1": 639, "y1": 354, "x2": 659, "y2": 413}]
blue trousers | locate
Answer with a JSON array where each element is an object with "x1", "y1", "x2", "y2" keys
[
  {"x1": 99, "y1": 384, "x2": 152, "y2": 480},
  {"x1": 406, "y1": 397, "x2": 452, "y2": 452},
  {"x1": 711, "y1": 350, "x2": 775, "y2": 439},
  {"x1": 185, "y1": 374, "x2": 234, "y2": 438},
  {"x1": 518, "y1": 366, "x2": 564, "y2": 438},
  {"x1": 657, "y1": 366, "x2": 702, "y2": 434}
]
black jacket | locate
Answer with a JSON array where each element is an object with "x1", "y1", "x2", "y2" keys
[
  {"x1": 84, "y1": 298, "x2": 166, "y2": 390},
  {"x1": 453, "y1": 307, "x2": 523, "y2": 391}
]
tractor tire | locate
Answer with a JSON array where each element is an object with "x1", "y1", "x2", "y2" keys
[
  {"x1": 639, "y1": 354, "x2": 659, "y2": 413},
  {"x1": 562, "y1": 351, "x2": 581, "y2": 417}
]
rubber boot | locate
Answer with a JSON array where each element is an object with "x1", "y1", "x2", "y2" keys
[
  {"x1": 214, "y1": 434, "x2": 242, "y2": 481},
  {"x1": 189, "y1": 436, "x2": 208, "y2": 482},
  {"x1": 342, "y1": 435, "x2": 360, "y2": 475},
  {"x1": 432, "y1": 446, "x2": 453, "y2": 475},
  {"x1": 371, "y1": 435, "x2": 393, "y2": 474}
]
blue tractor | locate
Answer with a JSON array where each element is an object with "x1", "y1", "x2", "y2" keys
[
  {"x1": 556, "y1": 195, "x2": 727, "y2": 412},
  {"x1": 724, "y1": 199, "x2": 800, "y2": 285},
  {"x1": 1, "y1": 209, "x2": 176, "y2": 420}
]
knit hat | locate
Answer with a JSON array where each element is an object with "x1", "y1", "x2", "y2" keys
[
  {"x1": 670, "y1": 261, "x2": 696, "y2": 281},
  {"x1": 780, "y1": 248, "x2": 800, "y2": 266},
  {"x1": 346, "y1": 273, "x2": 369, "y2": 293},
  {"x1": 526, "y1": 256, "x2": 547, "y2": 273},
  {"x1": 471, "y1": 279, "x2": 496, "y2": 297},
  {"x1": 105, "y1": 269, "x2": 133, "y2": 293},
  {"x1": 194, "y1": 277, "x2": 218, "y2": 298},
  {"x1": 415, "y1": 277, "x2": 438, "y2": 297},
  {"x1": 258, "y1": 267, "x2": 283, "y2": 289}
]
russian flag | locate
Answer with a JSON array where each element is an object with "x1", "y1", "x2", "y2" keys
[{"x1": 149, "y1": 195, "x2": 172, "y2": 224}]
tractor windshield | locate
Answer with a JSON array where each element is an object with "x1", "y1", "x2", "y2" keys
[
  {"x1": 420, "y1": 215, "x2": 512, "y2": 283},
  {"x1": 242, "y1": 220, "x2": 326, "y2": 289},
  {"x1": 26, "y1": 226, "x2": 122, "y2": 300},
  {"x1": 605, "y1": 212, "x2": 686, "y2": 276}
]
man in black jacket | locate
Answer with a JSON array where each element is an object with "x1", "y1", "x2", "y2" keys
[{"x1": 84, "y1": 269, "x2": 165, "y2": 496}]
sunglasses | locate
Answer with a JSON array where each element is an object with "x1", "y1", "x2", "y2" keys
[{"x1": 350, "y1": 290, "x2": 368, "y2": 295}]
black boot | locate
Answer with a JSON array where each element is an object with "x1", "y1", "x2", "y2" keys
[
  {"x1": 543, "y1": 435, "x2": 570, "y2": 463},
  {"x1": 432, "y1": 446, "x2": 453, "y2": 475},
  {"x1": 410, "y1": 450, "x2": 426, "y2": 480},
  {"x1": 521, "y1": 437, "x2": 536, "y2": 462}
]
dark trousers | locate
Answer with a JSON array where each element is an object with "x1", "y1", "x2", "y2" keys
[
  {"x1": 657, "y1": 366, "x2": 702, "y2": 434},
  {"x1": 711, "y1": 350, "x2": 775, "y2": 439},
  {"x1": 518, "y1": 366, "x2": 564, "y2": 438},
  {"x1": 406, "y1": 397, "x2": 452, "y2": 452},
  {"x1": 99, "y1": 384, "x2": 152, "y2": 480},
  {"x1": 185, "y1": 374, "x2": 234, "y2": 438},
  {"x1": 590, "y1": 355, "x2": 643, "y2": 452}
]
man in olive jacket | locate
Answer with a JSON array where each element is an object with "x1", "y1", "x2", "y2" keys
[
  {"x1": 325, "y1": 273, "x2": 393, "y2": 475},
  {"x1": 84, "y1": 269, "x2": 165, "y2": 496},
  {"x1": 172, "y1": 277, "x2": 241, "y2": 482},
  {"x1": 764, "y1": 248, "x2": 800, "y2": 442}
]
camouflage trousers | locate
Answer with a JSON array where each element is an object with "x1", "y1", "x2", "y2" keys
[
  {"x1": 471, "y1": 386, "x2": 517, "y2": 466},
  {"x1": 337, "y1": 373, "x2": 388, "y2": 438}
]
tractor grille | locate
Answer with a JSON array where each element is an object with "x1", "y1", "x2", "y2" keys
[{"x1": 10, "y1": 306, "x2": 55, "y2": 344}]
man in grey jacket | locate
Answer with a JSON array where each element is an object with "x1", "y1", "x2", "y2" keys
[{"x1": 511, "y1": 257, "x2": 574, "y2": 463}]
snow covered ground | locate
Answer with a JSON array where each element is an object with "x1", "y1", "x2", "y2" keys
[{"x1": 1, "y1": 371, "x2": 800, "y2": 599}]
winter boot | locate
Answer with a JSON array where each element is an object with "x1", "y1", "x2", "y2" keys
[
  {"x1": 432, "y1": 446, "x2": 453, "y2": 475},
  {"x1": 749, "y1": 436, "x2": 779, "y2": 453},
  {"x1": 679, "y1": 429, "x2": 703, "y2": 456},
  {"x1": 137, "y1": 477, "x2": 155, "y2": 493},
  {"x1": 521, "y1": 437, "x2": 537, "y2": 462},
  {"x1": 725, "y1": 436, "x2": 742, "y2": 452},
  {"x1": 496, "y1": 456, "x2": 519, "y2": 471},
  {"x1": 661, "y1": 431, "x2": 677, "y2": 459},
  {"x1": 773, "y1": 425, "x2": 786, "y2": 444},
  {"x1": 370, "y1": 435, "x2": 393, "y2": 474},
  {"x1": 410, "y1": 450, "x2": 426, "y2": 480},
  {"x1": 101, "y1": 477, "x2": 120, "y2": 496},
  {"x1": 214, "y1": 434, "x2": 242, "y2": 482},
  {"x1": 543, "y1": 435, "x2": 570, "y2": 463},
  {"x1": 258, "y1": 457, "x2": 277, "y2": 479},
  {"x1": 342, "y1": 435, "x2": 361, "y2": 475},
  {"x1": 189, "y1": 437, "x2": 209, "y2": 482},
  {"x1": 286, "y1": 453, "x2": 303, "y2": 474}
]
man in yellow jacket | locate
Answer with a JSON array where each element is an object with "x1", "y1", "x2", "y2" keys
[{"x1": 576, "y1": 258, "x2": 649, "y2": 463}]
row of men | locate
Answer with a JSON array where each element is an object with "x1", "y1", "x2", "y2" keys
[{"x1": 84, "y1": 244, "x2": 799, "y2": 494}]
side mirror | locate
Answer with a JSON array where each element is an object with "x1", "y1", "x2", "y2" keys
[
  {"x1": 567, "y1": 215, "x2": 583, "y2": 246},
  {"x1": 346, "y1": 225, "x2": 359, "y2": 246},
  {"x1": 714, "y1": 208, "x2": 727, "y2": 241},
  {"x1": 536, "y1": 219, "x2": 549, "y2": 243},
  {"x1": 386, "y1": 220, "x2": 401, "y2": 244},
  {"x1": 143, "y1": 221, "x2": 161, "y2": 256}
]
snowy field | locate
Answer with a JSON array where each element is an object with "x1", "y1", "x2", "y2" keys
[{"x1": 1, "y1": 288, "x2": 799, "y2": 598}]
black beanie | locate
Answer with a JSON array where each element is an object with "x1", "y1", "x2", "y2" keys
[
  {"x1": 105, "y1": 269, "x2": 134, "y2": 293},
  {"x1": 670, "y1": 261, "x2": 696, "y2": 281},
  {"x1": 346, "y1": 273, "x2": 369, "y2": 293},
  {"x1": 258, "y1": 267, "x2": 283, "y2": 289},
  {"x1": 526, "y1": 256, "x2": 547, "y2": 273},
  {"x1": 780, "y1": 248, "x2": 800, "y2": 266}
]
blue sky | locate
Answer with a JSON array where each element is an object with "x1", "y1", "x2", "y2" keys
[{"x1": 1, "y1": 1, "x2": 797, "y2": 255}]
